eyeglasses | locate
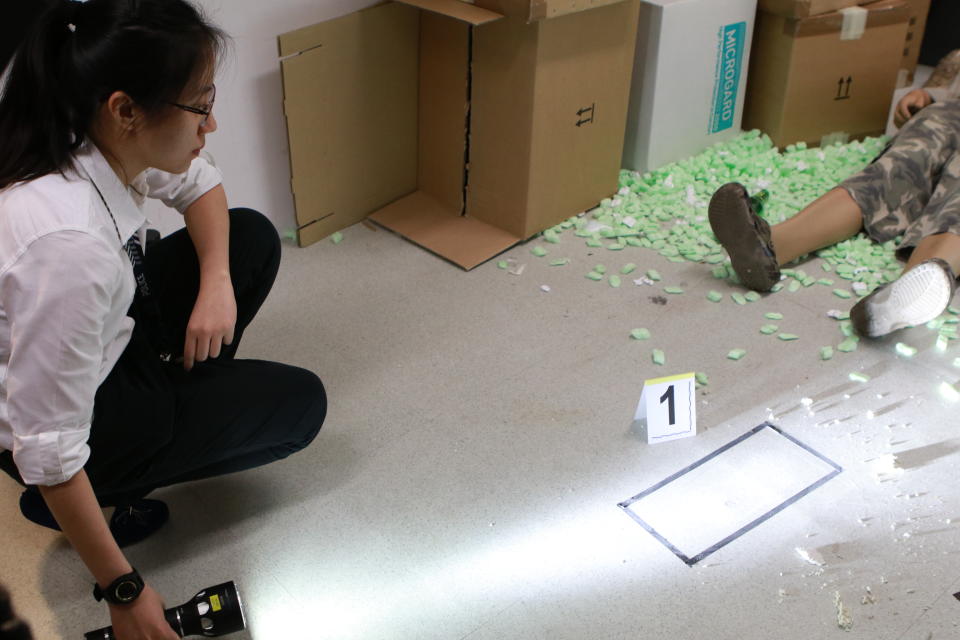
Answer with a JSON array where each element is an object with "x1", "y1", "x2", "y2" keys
[{"x1": 170, "y1": 84, "x2": 216, "y2": 127}]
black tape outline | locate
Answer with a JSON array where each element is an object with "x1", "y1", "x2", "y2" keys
[{"x1": 618, "y1": 422, "x2": 843, "y2": 567}]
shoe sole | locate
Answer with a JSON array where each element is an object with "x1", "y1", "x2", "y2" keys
[
  {"x1": 708, "y1": 183, "x2": 778, "y2": 292},
  {"x1": 851, "y1": 261, "x2": 953, "y2": 337}
]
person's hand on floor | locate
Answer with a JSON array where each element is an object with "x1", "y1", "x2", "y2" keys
[
  {"x1": 894, "y1": 89, "x2": 932, "y2": 128},
  {"x1": 108, "y1": 585, "x2": 178, "y2": 640}
]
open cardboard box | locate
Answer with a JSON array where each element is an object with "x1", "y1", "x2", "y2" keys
[{"x1": 278, "y1": 0, "x2": 640, "y2": 269}]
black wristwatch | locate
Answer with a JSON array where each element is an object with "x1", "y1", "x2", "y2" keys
[{"x1": 93, "y1": 569, "x2": 144, "y2": 605}]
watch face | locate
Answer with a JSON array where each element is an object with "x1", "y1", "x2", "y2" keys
[{"x1": 116, "y1": 580, "x2": 140, "y2": 602}]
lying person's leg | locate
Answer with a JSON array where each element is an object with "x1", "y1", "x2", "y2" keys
[
  {"x1": 848, "y1": 122, "x2": 960, "y2": 337},
  {"x1": 708, "y1": 184, "x2": 862, "y2": 291},
  {"x1": 711, "y1": 102, "x2": 960, "y2": 292},
  {"x1": 770, "y1": 188, "x2": 864, "y2": 264}
]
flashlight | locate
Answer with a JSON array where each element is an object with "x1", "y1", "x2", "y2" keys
[{"x1": 84, "y1": 581, "x2": 246, "y2": 639}]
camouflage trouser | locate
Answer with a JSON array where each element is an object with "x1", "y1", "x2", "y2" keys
[{"x1": 840, "y1": 100, "x2": 960, "y2": 256}]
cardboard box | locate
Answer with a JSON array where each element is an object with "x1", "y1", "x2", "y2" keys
[
  {"x1": 758, "y1": 0, "x2": 867, "y2": 19},
  {"x1": 743, "y1": 0, "x2": 909, "y2": 148},
  {"x1": 622, "y1": 0, "x2": 757, "y2": 174},
  {"x1": 895, "y1": 0, "x2": 932, "y2": 87},
  {"x1": 278, "y1": 0, "x2": 640, "y2": 269}
]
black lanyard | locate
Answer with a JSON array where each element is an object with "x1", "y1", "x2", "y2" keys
[{"x1": 89, "y1": 181, "x2": 174, "y2": 362}]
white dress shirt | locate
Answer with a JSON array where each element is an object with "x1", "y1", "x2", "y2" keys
[{"x1": 0, "y1": 142, "x2": 222, "y2": 486}]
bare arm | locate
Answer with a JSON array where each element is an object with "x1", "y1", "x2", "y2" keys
[
  {"x1": 39, "y1": 471, "x2": 177, "y2": 639},
  {"x1": 181, "y1": 184, "x2": 236, "y2": 370}
]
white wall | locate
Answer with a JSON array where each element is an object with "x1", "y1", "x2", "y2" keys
[{"x1": 149, "y1": 0, "x2": 380, "y2": 237}]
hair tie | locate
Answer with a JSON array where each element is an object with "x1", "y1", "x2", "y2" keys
[{"x1": 64, "y1": 0, "x2": 89, "y2": 33}]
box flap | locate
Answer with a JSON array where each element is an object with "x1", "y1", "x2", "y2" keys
[
  {"x1": 528, "y1": 0, "x2": 628, "y2": 21},
  {"x1": 790, "y1": 0, "x2": 908, "y2": 37},
  {"x1": 279, "y1": 3, "x2": 420, "y2": 246},
  {"x1": 369, "y1": 191, "x2": 521, "y2": 269},
  {"x1": 476, "y1": 0, "x2": 627, "y2": 22},
  {"x1": 395, "y1": 0, "x2": 504, "y2": 24},
  {"x1": 759, "y1": 0, "x2": 866, "y2": 19}
]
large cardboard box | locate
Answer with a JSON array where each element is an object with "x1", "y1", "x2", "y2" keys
[
  {"x1": 622, "y1": 0, "x2": 757, "y2": 174},
  {"x1": 758, "y1": 0, "x2": 867, "y2": 18},
  {"x1": 896, "y1": 0, "x2": 932, "y2": 87},
  {"x1": 744, "y1": 0, "x2": 909, "y2": 148},
  {"x1": 278, "y1": 0, "x2": 640, "y2": 270}
]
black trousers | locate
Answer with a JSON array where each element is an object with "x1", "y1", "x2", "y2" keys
[{"x1": 2, "y1": 208, "x2": 326, "y2": 507}]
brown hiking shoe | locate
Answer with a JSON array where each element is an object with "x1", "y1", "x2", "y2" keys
[
  {"x1": 850, "y1": 258, "x2": 957, "y2": 338},
  {"x1": 708, "y1": 182, "x2": 781, "y2": 292}
]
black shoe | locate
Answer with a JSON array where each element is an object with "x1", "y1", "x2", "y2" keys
[
  {"x1": 110, "y1": 499, "x2": 170, "y2": 548},
  {"x1": 19, "y1": 488, "x2": 60, "y2": 531},
  {"x1": 850, "y1": 258, "x2": 957, "y2": 337},
  {"x1": 708, "y1": 182, "x2": 781, "y2": 292},
  {"x1": 21, "y1": 490, "x2": 168, "y2": 547}
]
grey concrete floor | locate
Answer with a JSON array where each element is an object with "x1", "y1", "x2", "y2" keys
[{"x1": 3, "y1": 219, "x2": 960, "y2": 640}]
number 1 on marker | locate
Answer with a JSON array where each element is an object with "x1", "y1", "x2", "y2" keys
[{"x1": 659, "y1": 385, "x2": 676, "y2": 426}]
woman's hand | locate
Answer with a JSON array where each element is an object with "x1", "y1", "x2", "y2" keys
[
  {"x1": 894, "y1": 89, "x2": 932, "y2": 128},
  {"x1": 108, "y1": 585, "x2": 179, "y2": 640},
  {"x1": 183, "y1": 272, "x2": 236, "y2": 370}
]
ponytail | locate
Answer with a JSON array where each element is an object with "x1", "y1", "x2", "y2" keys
[
  {"x1": 0, "y1": 0, "x2": 227, "y2": 190},
  {"x1": 0, "y1": 1, "x2": 55, "y2": 74}
]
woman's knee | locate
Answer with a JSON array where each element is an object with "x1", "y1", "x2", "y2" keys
[
  {"x1": 228, "y1": 208, "x2": 281, "y2": 268},
  {"x1": 280, "y1": 366, "x2": 327, "y2": 454}
]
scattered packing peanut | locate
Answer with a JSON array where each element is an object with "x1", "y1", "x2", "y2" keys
[
  {"x1": 895, "y1": 343, "x2": 917, "y2": 357},
  {"x1": 838, "y1": 337, "x2": 859, "y2": 352}
]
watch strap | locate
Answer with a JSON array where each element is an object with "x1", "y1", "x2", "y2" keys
[{"x1": 93, "y1": 568, "x2": 144, "y2": 605}]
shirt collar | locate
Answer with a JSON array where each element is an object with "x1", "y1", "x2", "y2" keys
[{"x1": 73, "y1": 140, "x2": 146, "y2": 243}]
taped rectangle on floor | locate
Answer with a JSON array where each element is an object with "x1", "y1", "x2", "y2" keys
[{"x1": 619, "y1": 422, "x2": 841, "y2": 566}]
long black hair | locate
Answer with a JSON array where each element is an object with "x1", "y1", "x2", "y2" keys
[{"x1": 0, "y1": 0, "x2": 227, "y2": 190}]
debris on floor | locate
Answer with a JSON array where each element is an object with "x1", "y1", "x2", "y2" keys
[
  {"x1": 834, "y1": 591, "x2": 853, "y2": 631},
  {"x1": 795, "y1": 547, "x2": 826, "y2": 567}
]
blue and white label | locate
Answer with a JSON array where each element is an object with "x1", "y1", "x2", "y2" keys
[{"x1": 709, "y1": 21, "x2": 746, "y2": 134}]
